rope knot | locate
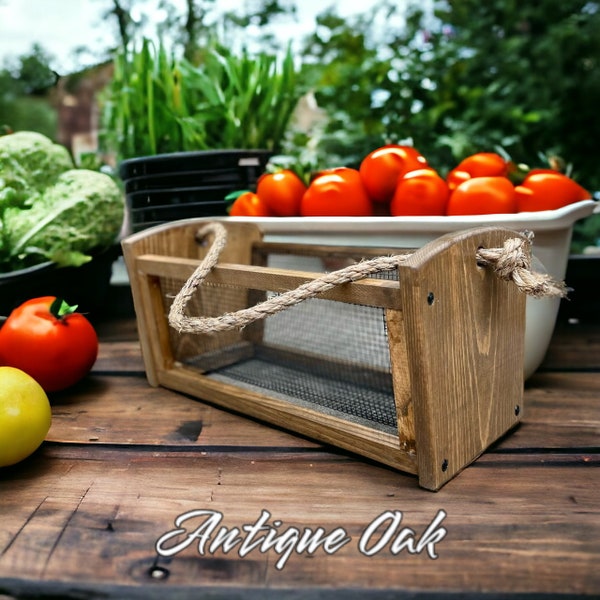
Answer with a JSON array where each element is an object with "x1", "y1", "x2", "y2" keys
[
  {"x1": 479, "y1": 235, "x2": 532, "y2": 281},
  {"x1": 475, "y1": 231, "x2": 568, "y2": 299}
]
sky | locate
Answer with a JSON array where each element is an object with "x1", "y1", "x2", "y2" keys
[{"x1": 0, "y1": 0, "x2": 381, "y2": 74}]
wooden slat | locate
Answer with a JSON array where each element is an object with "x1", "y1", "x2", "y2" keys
[
  {"x1": 135, "y1": 254, "x2": 404, "y2": 310},
  {"x1": 399, "y1": 227, "x2": 526, "y2": 490},
  {"x1": 252, "y1": 239, "x2": 416, "y2": 259},
  {"x1": 157, "y1": 366, "x2": 417, "y2": 474}
]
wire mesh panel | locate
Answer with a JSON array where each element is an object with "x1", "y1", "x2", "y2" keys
[{"x1": 159, "y1": 253, "x2": 399, "y2": 434}]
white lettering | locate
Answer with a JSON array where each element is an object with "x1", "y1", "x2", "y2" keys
[
  {"x1": 155, "y1": 509, "x2": 223, "y2": 557},
  {"x1": 359, "y1": 509, "x2": 447, "y2": 558},
  {"x1": 417, "y1": 510, "x2": 448, "y2": 559},
  {"x1": 358, "y1": 510, "x2": 404, "y2": 556},
  {"x1": 155, "y1": 508, "x2": 446, "y2": 568}
]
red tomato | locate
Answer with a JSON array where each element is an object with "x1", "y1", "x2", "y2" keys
[
  {"x1": 446, "y1": 169, "x2": 472, "y2": 193},
  {"x1": 256, "y1": 170, "x2": 307, "y2": 216},
  {"x1": 446, "y1": 176, "x2": 517, "y2": 215},
  {"x1": 0, "y1": 297, "x2": 99, "y2": 393},
  {"x1": 454, "y1": 152, "x2": 508, "y2": 178},
  {"x1": 228, "y1": 191, "x2": 274, "y2": 217},
  {"x1": 390, "y1": 169, "x2": 449, "y2": 216},
  {"x1": 301, "y1": 168, "x2": 374, "y2": 216},
  {"x1": 515, "y1": 171, "x2": 590, "y2": 212},
  {"x1": 359, "y1": 144, "x2": 428, "y2": 203},
  {"x1": 446, "y1": 153, "x2": 509, "y2": 194}
]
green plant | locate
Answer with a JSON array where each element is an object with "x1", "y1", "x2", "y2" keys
[{"x1": 99, "y1": 38, "x2": 303, "y2": 162}]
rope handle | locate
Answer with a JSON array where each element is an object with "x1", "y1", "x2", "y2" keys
[{"x1": 168, "y1": 222, "x2": 568, "y2": 335}]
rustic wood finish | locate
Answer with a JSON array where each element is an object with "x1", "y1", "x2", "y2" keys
[{"x1": 122, "y1": 222, "x2": 528, "y2": 490}]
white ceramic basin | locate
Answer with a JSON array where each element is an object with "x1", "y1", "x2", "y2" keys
[{"x1": 225, "y1": 199, "x2": 597, "y2": 378}]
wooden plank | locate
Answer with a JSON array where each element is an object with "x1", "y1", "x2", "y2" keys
[
  {"x1": 399, "y1": 228, "x2": 526, "y2": 490},
  {"x1": 87, "y1": 336, "x2": 600, "y2": 446},
  {"x1": 134, "y1": 254, "x2": 404, "y2": 310},
  {"x1": 46, "y1": 369, "x2": 599, "y2": 454},
  {"x1": 46, "y1": 374, "x2": 320, "y2": 449},
  {"x1": 0, "y1": 445, "x2": 597, "y2": 595},
  {"x1": 91, "y1": 316, "x2": 140, "y2": 342},
  {"x1": 83, "y1": 326, "x2": 600, "y2": 452},
  {"x1": 157, "y1": 367, "x2": 417, "y2": 474},
  {"x1": 94, "y1": 340, "x2": 145, "y2": 373}
]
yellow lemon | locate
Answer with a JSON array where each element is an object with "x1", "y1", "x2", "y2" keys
[{"x1": 0, "y1": 366, "x2": 52, "y2": 467}]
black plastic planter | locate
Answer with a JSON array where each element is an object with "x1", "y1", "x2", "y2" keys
[
  {"x1": 558, "y1": 254, "x2": 599, "y2": 323},
  {"x1": 0, "y1": 245, "x2": 120, "y2": 318},
  {"x1": 119, "y1": 150, "x2": 272, "y2": 233}
]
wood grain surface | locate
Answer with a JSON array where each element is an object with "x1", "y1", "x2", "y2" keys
[{"x1": 0, "y1": 308, "x2": 598, "y2": 599}]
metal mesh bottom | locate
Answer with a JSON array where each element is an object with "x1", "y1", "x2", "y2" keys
[{"x1": 206, "y1": 346, "x2": 398, "y2": 433}]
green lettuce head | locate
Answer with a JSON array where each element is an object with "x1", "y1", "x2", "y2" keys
[
  {"x1": 3, "y1": 169, "x2": 124, "y2": 270},
  {"x1": 0, "y1": 131, "x2": 74, "y2": 210}
]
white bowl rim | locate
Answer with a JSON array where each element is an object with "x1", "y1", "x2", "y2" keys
[
  {"x1": 123, "y1": 199, "x2": 597, "y2": 243},
  {"x1": 223, "y1": 199, "x2": 597, "y2": 234}
]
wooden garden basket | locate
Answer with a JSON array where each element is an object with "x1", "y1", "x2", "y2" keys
[{"x1": 122, "y1": 219, "x2": 564, "y2": 490}]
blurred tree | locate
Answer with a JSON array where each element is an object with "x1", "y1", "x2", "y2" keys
[
  {"x1": 297, "y1": 0, "x2": 600, "y2": 193},
  {"x1": 3, "y1": 44, "x2": 58, "y2": 95},
  {"x1": 432, "y1": 0, "x2": 600, "y2": 187},
  {"x1": 294, "y1": 5, "x2": 394, "y2": 169},
  {"x1": 102, "y1": 0, "x2": 298, "y2": 63},
  {"x1": 105, "y1": 0, "x2": 139, "y2": 50},
  {"x1": 0, "y1": 44, "x2": 58, "y2": 137}
]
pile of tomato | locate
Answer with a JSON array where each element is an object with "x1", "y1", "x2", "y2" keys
[{"x1": 228, "y1": 145, "x2": 590, "y2": 217}]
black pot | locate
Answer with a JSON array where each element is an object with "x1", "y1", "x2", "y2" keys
[
  {"x1": 119, "y1": 149, "x2": 272, "y2": 233},
  {"x1": 557, "y1": 254, "x2": 599, "y2": 323},
  {"x1": 0, "y1": 245, "x2": 120, "y2": 318}
]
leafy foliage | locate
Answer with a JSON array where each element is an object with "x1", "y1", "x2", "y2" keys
[
  {"x1": 99, "y1": 38, "x2": 303, "y2": 161},
  {"x1": 296, "y1": 0, "x2": 600, "y2": 192},
  {"x1": 0, "y1": 45, "x2": 58, "y2": 137},
  {"x1": 290, "y1": 0, "x2": 600, "y2": 248}
]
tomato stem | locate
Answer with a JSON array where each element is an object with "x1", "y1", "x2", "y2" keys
[{"x1": 49, "y1": 298, "x2": 79, "y2": 320}]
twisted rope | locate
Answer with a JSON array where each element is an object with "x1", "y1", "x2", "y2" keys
[
  {"x1": 476, "y1": 231, "x2": 569, "y2": 299},
  {"x1": 168, "y1": 222, "x2": 568, "y2": 335}
]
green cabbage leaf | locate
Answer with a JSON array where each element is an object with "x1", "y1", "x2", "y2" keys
[{"x1": 0, "y1": 133, "x2": 124, "y2": 272}]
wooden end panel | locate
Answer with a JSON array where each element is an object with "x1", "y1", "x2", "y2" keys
[
  {"x1": 121, "y1": 220, "x2": 264, "y2": 386},
  {"x1": 398, "y1": 227, "x2": 526, "y2": 491}
]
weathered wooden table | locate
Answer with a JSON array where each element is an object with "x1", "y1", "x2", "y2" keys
[{"x1": 0, "y1": 295, "x2": 598, "y2": 599}]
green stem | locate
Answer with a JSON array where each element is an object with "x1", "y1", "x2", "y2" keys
[{"x1": 49, "y1": 298, "x2": 78, "y2": 320}]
